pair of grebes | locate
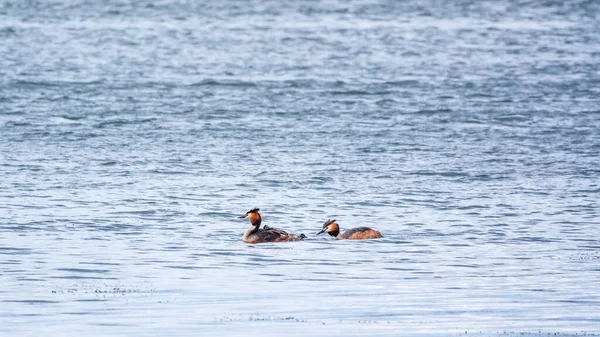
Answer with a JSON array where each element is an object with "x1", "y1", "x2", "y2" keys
[{"x1": 239, "y1": 208, "x2": 382, "y2": 244}]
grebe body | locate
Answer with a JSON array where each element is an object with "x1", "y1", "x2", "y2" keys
[
  {"x1": 239, "y1": 208, "x2": 306, "y2": 243},
  {"x1": 316, "y1": 219, "x2": 382, "y2": 240}
]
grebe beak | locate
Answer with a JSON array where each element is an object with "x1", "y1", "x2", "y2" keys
[
  {"x1": 316, "y1": 228, "x2": 326, "y2": 235},
  {"x1": 239, "y1": 215, "x2": 247, "y2": 218}
]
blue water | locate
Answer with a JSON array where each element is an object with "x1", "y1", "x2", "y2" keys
[{"x1": 1, "y1": 1, "x2": 600, "y2": 336}]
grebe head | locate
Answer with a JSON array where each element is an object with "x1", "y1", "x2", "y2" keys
[
  {"x1": 317, "y1": 219, "x2": 339, "y2": 236},
  {"x1": 239, "y1": 208, "x2": 262, "y2": 227}
]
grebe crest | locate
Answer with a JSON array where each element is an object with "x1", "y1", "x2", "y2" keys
[
  {"x1": 239, "y1": 207, "x2": 262, "y2": 226},
  {"x1": 316, "y1": 219, "x2": 382, "y2": 240}
]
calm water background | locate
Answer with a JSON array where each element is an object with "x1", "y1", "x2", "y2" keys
[{"x1": 1, "y1": 0, "x2": 600, "y2": 336}]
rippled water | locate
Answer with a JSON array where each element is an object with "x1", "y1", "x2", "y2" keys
[{"x1": 1, "y1": 0, "x2": 600, "y2": 336}]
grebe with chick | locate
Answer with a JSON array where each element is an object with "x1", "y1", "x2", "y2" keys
[
  {"x1": 239, "y1": 208, "x2": 306, "y2": 243},
  {"x1": 316, "y1": 219, "x2": 382, "y2": 240}
]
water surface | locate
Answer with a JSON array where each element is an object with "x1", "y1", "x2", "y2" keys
[{"x1": 1, "y1": 0, "x2": 600, "y2": 336}]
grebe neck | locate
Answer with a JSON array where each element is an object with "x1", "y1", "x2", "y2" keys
[{"x1": 243, "y1": 224, "x2": 260, "y2": 241}]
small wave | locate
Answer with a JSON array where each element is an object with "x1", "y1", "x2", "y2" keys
[
  {"x1": 79, "y1": 262, "x2": 120, "y2": 266},
  {"x1": 494, "y1": 114, "x2": 531, "y2": 123},
  {"x1": 107, "y1": 210, "x2": 157, "y2": 215},
  {"x1": 164, "y1": 265, "x2": 221, "y2": 270},
  {"x1": 12, "y1": 79, "x2": 105, "y2": 87},
  {"x1": 400, "y1": 51, "x2": 421, "y2": 57},
  {"x1": 384, "y1": 79, "x2": 421, "y2": 86},
  {"x1": 188, "y1": 79, "x2": 256, "y2": 88},
  {"x1": 466, "y1": 92, "x2": 496, "y2": 98},
  {"x1": 376, "y1": 98, "x2": 397, "y2": 106},
  {"x1": 513, "y1": 236, "x2": 562, "y2": 243},
  {"x1": 0, "y1": 26, "x2": 17, "y2": 36},
  {"x1": 50, "y1": 117, "x2": 83, "y2": 125},
  {"x1": 94, "y1": 118, "x2": 156, "y2": 128},
  {"x1": 147, "y1": 169, "x2": 192, "y2": 175},
  {"x1": 49, "y1": 276, "x2": 118, "y2": 280},
  {"x1": 456, "y1": 205, "x2": 490, "y2": 210},
  {"x1": 282, "y1": 79, "x2": 346, "y2": 88},
  {"x1": 492, "y1": 98, "x2": 514, "y2": 103},
  {"x1": 3, "y1": 121, "x2": 33, "y2": 128},
  {"x1": 329, "y1": 90, "x2": 391, "y2": 96},
  {"x1": 0, "y1": 247, "x2": 33, "y2": 255},
  {"x1": 411, "y1": 108, "x2": 452, "y2": 115},
  {"x1": 104, "y1": 9, "x2": 122, "y2": 15},
  {"x1": 463, "y1": 118, "x2": 485, "y2": 124},
  {"x1": 2, "y1": 300, "x2": 60, "y2": 304},
  {"x1": 55, "y1": 268, "x2": 110, "y2": 273},
  {"x1": 408, "y1": 170, "x2": 470, "y2": 178}
]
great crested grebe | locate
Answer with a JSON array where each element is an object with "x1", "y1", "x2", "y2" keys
[
  {"x1": 316, "y1": 219, "x2": 382, "y2": 240},
  {"x1": 239, "y1": 208, "x2": 306, "y2": 244}
]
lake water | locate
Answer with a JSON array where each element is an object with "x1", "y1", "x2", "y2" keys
[{"x1": 1, "y1": 0, "x2": 600, "y2": 336}]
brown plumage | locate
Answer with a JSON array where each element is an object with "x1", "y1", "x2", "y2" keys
[
  {"x1": 239, "y1": 208, "x2": 306, "y2": 244},
  {"x1": 316, "y1": 219, "x2": 382, "y2": 240}
]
